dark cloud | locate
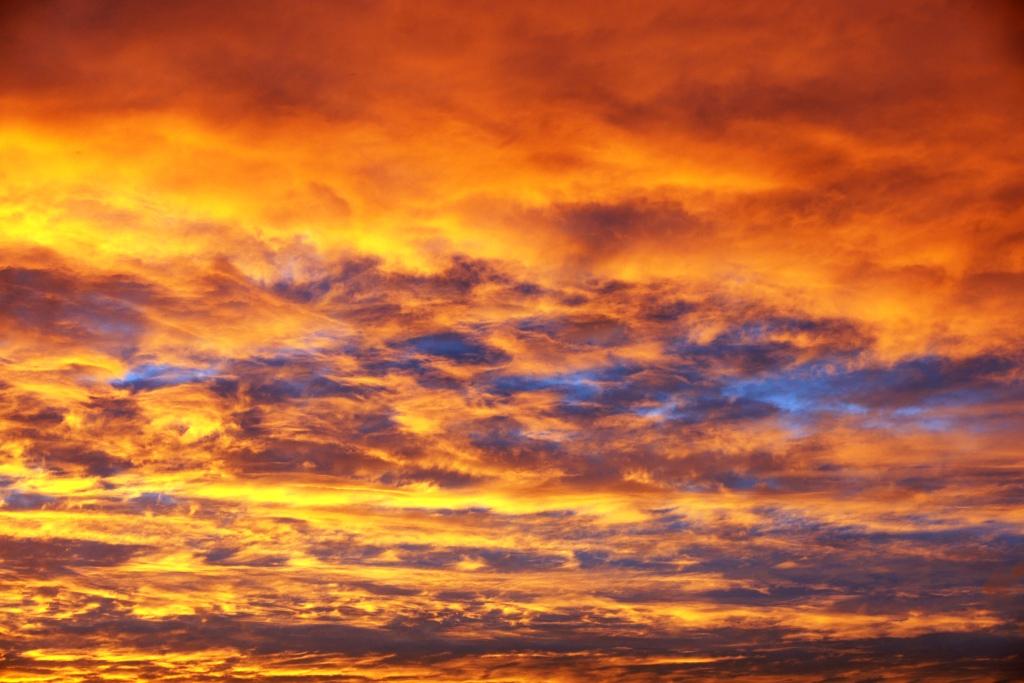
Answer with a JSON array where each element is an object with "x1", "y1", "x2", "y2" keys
[
  {"x1": 839, "y1": 353, "x2": 1022, "y2": 409},
  {"x1": 2, "y1": 489, "x2": 58, "y2": 510},
  {"x1": 378, "y1": 466, "x2": 482, "y2": 489},
  {"x1": 202, "y1": 546, "x2": 288, "y2": 567},
  {"x1": 394, "y1": 331, "x2": 510, "y2": 366},
  {"x1": 245, "y1": 375, "x2": 375, "y2": 403},
  {"x1": 230, "y1": 439, "x2": 381, "y2": 476},
  {"x1": 0, "y1": 537, "x2": 150, "y2": 574},
  {"x1": 27, "y1": 447, "x2": 132, "y2": 477},
  {"x1": 0, "y1": 266, "x2": 149, "y2": 356},
  {"x1": 517, "y1": 315, "x2": 631, "y2": 348},
  {"x1": 552, "y1": 200, "x2": 706, "y2": 263}
]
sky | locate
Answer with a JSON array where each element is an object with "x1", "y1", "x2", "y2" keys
[{"x1": 0, "y1": 1, "x2": 1022, "y2": 680}]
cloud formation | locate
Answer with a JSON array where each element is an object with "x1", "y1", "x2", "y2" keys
[{"x1": 0, "y1": 1, "x2": 1022, "y2": 680}]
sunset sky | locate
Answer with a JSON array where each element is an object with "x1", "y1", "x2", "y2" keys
[{"x1": 1, "y1": 1, "x2": 1023, "y2": 680}]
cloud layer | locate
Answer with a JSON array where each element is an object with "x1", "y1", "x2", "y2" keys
[{"x1": 1, "y1": 1, "x2": 1022, "y2": 680}]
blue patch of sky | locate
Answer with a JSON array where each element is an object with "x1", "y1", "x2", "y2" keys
[{"x1": 111, "y1": 363, "x2": 215, "y2": 391}]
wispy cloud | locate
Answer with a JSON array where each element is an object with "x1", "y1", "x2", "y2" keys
[{"x1": 0, "y1": 1, "x2": 1021, "y2": 680}]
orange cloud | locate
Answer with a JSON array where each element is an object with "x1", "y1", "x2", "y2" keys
[{"x1": 0, "y1": 1, "x2": 1022, "y2": 680}]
